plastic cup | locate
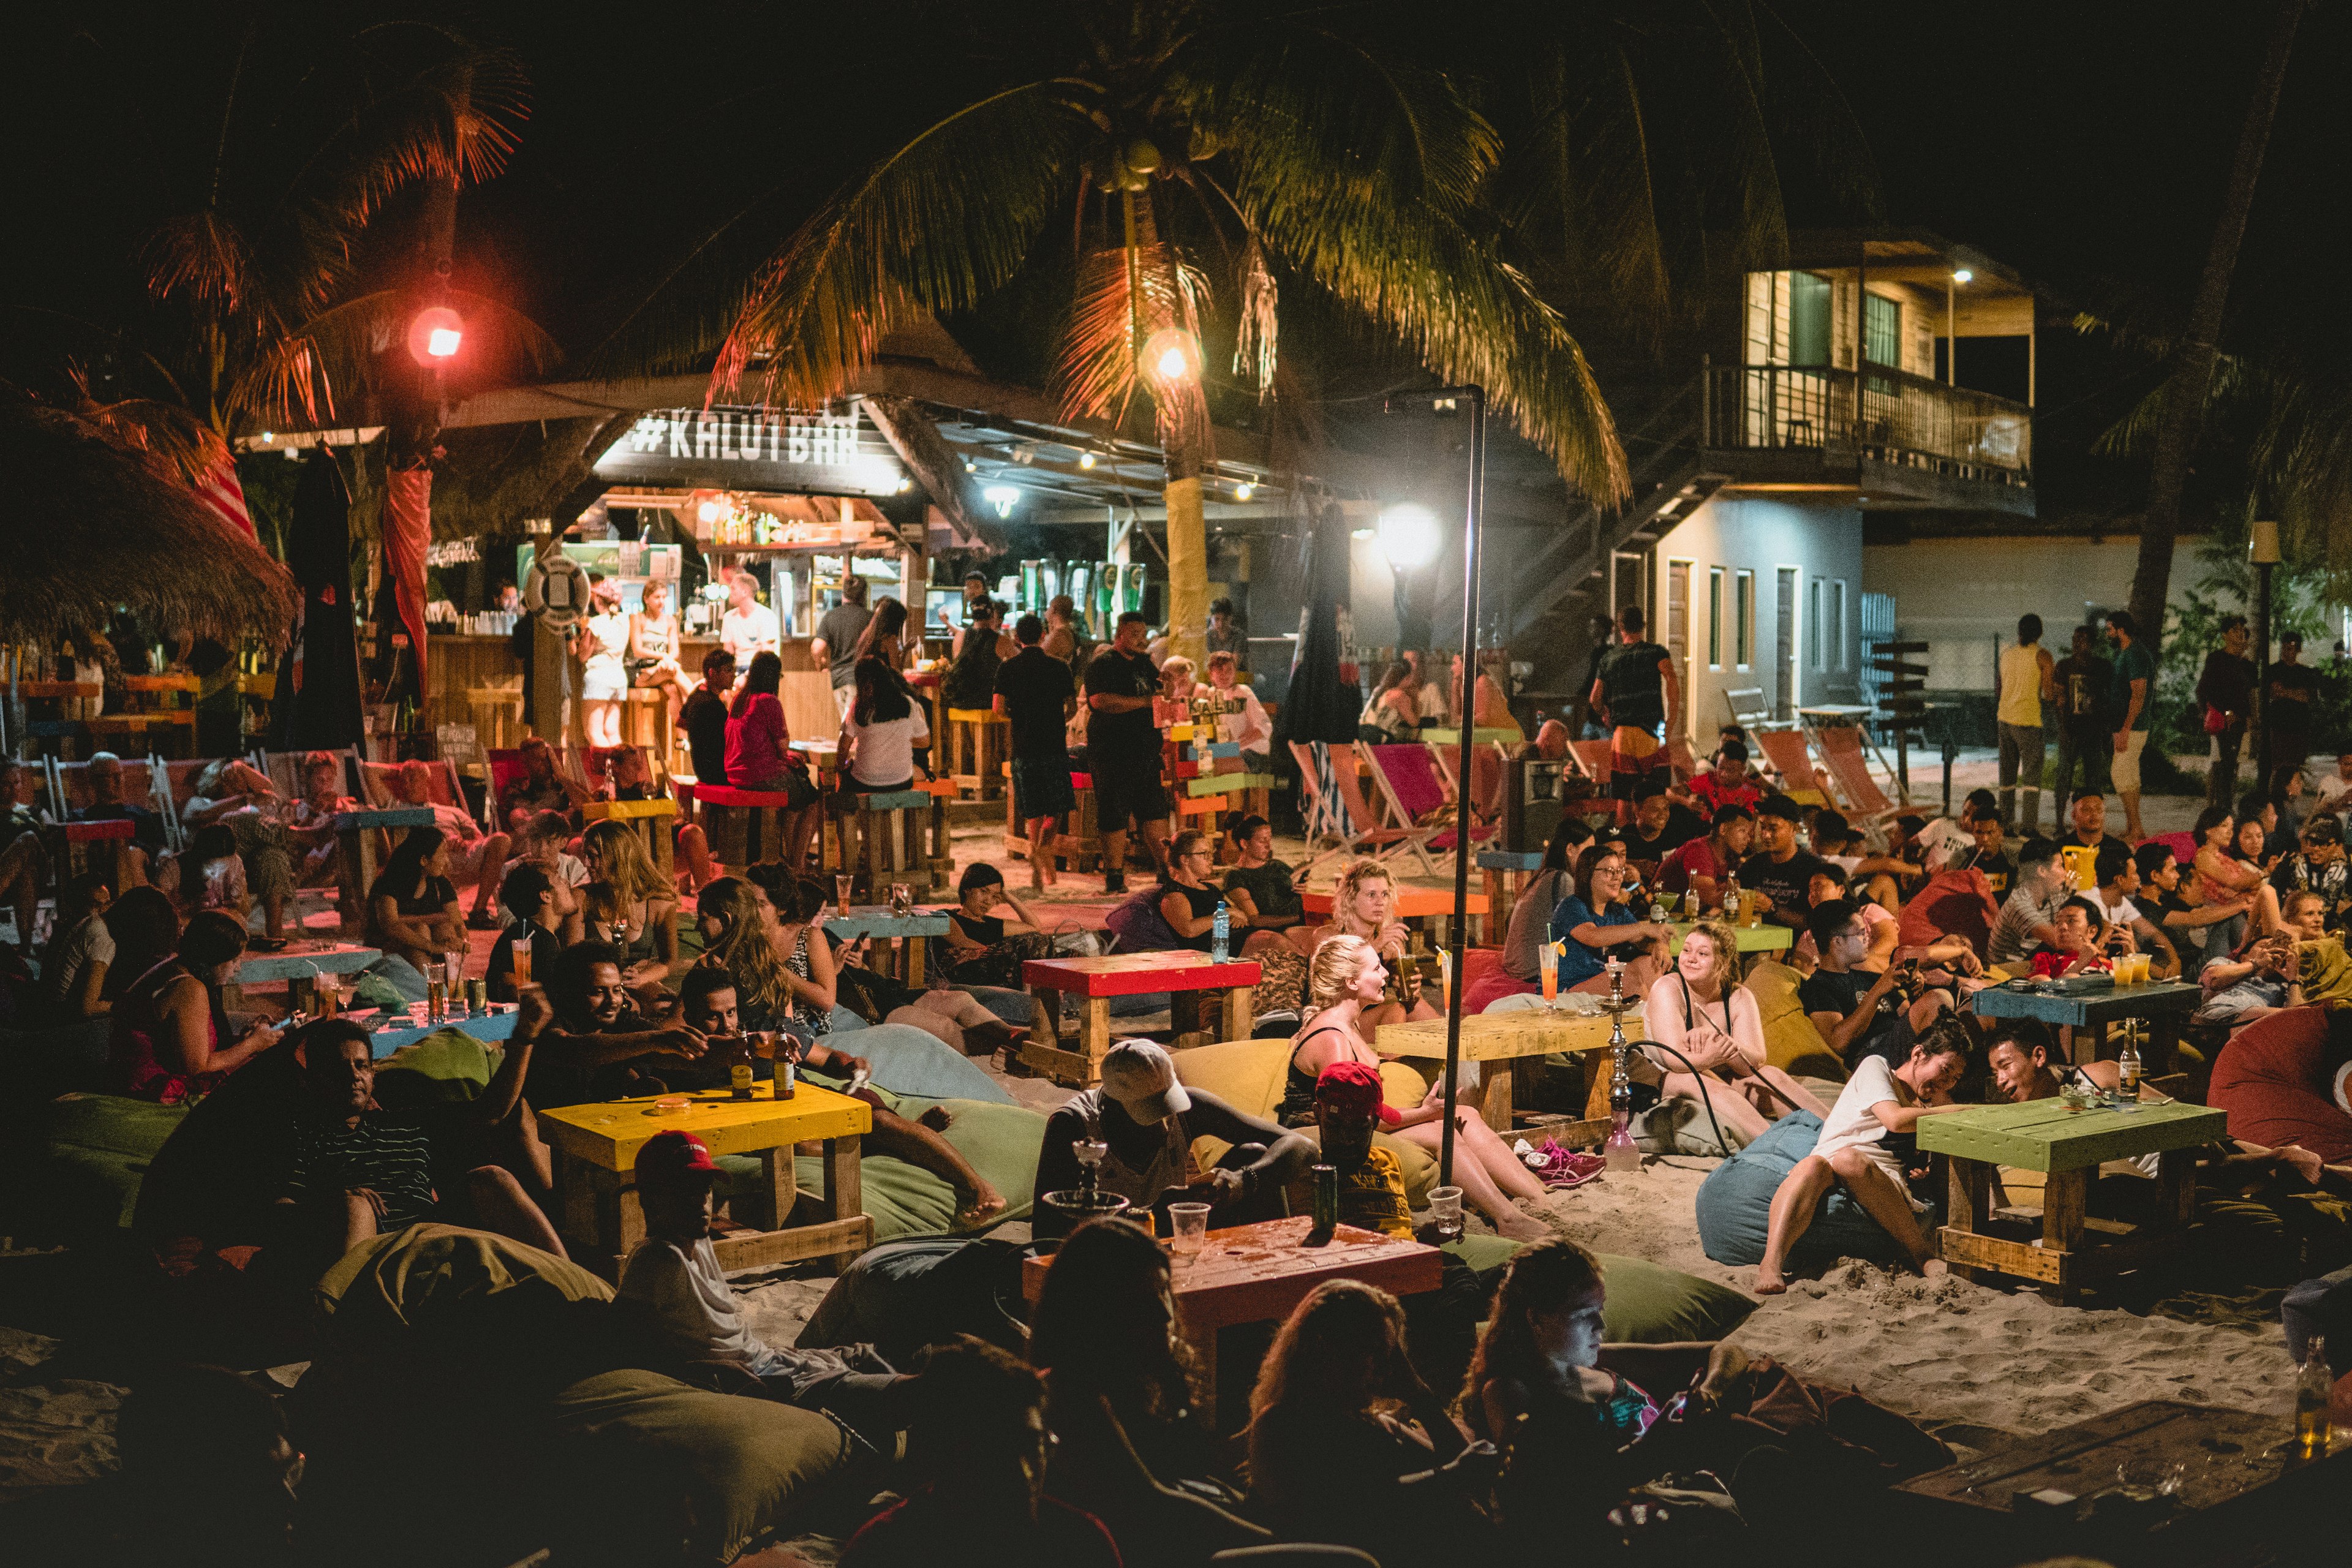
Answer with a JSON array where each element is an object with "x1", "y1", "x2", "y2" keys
[
  {"x1": 510, "y1": 941, "x2": 533, "y2": 987},
  {"x1": 1169, "y1": 1202, "x2": 1210, "y2": 1257},
  {"x1": 1429, "y1": 1185, "x2": 1465, "y2": 1243}
]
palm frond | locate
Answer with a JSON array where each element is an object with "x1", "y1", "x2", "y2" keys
[
  {"x1": 1233, "y1": 235, "x2": 1278, "y2": 397},
  {"x1": 141, "y1": 210, "x2": 255, "y2": 308},
  {"x1": 1055, "y1": 242, "x2": 1211, "y2": 421},
  {"x1": 65, "y1": 379, "x2": 232, "y2": 489},
  {"x1": 715, "y1": 80, "x2": 1099, "y2": 406}
]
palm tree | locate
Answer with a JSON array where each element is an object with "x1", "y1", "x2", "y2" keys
[{"x1": 712, "y1": 2, "x2": 1629, "y2": 664}]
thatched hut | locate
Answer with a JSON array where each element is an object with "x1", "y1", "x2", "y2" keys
[{"x1": 0, "y1": 401, "x2": 298, "y2": 646}]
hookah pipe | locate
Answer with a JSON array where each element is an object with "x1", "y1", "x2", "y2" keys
[{"x1": 1601, "y1": 952, "x2": 1738, "y2": 1160}]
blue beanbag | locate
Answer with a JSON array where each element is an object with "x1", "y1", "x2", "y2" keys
[{"x1": 1694, "y1": 1111, "x2": 1912, "y2": 1270}]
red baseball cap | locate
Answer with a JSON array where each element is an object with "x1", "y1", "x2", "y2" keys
[
  {"x1": 1314, "y1": 1060, "x2": 1392, "y2": 1121},
  {"x1": 636, "y1": 1129, "x2": 722, "y2": 1185}
]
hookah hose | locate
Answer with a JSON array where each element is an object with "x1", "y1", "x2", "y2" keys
[{"x1": 1625, "y1": 1038, "x2": 1735, "y2": 1159}]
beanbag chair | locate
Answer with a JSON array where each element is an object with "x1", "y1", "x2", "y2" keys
[
  {"x1": 16, "y1": 1091, "x2": 187, "y2": 1237},
  {"x1": 1695, "y1": 1110, "x2": 1912, "y2": 1269},
  {"x1": 1745, "y1": 962, "x2": 1846, "y2": 1082},
  {"x1": 315, "y1": 1221, "x2": 614, "y2": 1335},
  {"x1": 752, "y1": 1091, "x2": 1046, "y2": 1243},
  {"x1": 0, "y1": 1014, "x2": 111, "y2": 1099},
  {"x1": 545, "y1": 1368, "x2": 859, "y2": 1567},
  {"x1": 823, "y1": 1022, "x2": 1016, "y2": 1104},
  {"x1": 1595, "y1": 1253, "x2": 1758, "y2": 1342},
  {"x1": 797, "y1": 1237, "x2": 1033, "y2": 1363},
  {"x1": 2210, "y1": 1006, "x2": 2352, "y2": 1164}
]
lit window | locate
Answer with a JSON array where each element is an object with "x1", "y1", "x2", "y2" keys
[
  {"x1": 1708, "y1": 568, "x2": 1724, "y2": 669},
  {"x1": 1735, "y1": 571, "x2": 1754, "y2": 669}
]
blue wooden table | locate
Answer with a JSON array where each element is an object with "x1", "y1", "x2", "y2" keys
[
  {"x1": 1968, "y1": 979, "x2": 2200, "y2": 1069},
  {"x1": 333, "y1": 807, "x2": 436, "y2": 897},
  {"x1": 232, "y1": 941, "x2": 381, "y2": 1011},
  {"x1": 355, "y1": 1004, "x2": 521, "y2": 1059},
  {"x1": 823, "y1": 905, "x2": 952, "y2": 987}
]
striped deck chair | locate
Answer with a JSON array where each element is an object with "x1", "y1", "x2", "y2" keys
[
  {"x1": 1300, "y1": 741, "x2": 1415, "y2": 876},
  {"x1": 1814, "y1": 725, "x2": 1901, "y2": 826},
  {"x1": 47, "y1": 753, "x2": 172, "y2": 837},
  {"x1": 1752, "y1": 729, "x2": 1830, "y2": 809}
]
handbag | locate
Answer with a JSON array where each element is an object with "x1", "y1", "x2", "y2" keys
[{"x1": 2204, "y1": 703, "x2": 2230, "y2": 736}]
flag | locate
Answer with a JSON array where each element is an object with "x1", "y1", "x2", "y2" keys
[
  {"x1": 383, "y1": 464, "x2": 432, "y2": 690},
  {"x1": 196, "y1": 449, "x2": 255, "y2": 539}
]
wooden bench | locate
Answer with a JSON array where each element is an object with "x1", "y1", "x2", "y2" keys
[
  {"x1": 945, "y1": 707, "x2": 1008, "y2": 801},
  {"x1": 693, "y1": 783, "x2": 807, "y2": 868}
]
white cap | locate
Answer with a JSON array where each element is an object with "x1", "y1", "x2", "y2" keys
[{"x1": 1098, "y1": 1041, "x2": 1191, "y2": 1125}]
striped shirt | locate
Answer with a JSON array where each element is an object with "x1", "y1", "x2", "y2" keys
[
  {"x1": 1990, "y1": 885, "x2": 2067, "y2": 967},
  {"x1": 285, "y1": 1113, "x2": 437, "y2": 1229}
]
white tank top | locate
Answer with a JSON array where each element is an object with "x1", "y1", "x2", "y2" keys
[{"x1": 1997, "y1": 643, "x2": 2045, "y2": 728}]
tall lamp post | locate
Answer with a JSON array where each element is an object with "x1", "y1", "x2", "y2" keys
[
  {"x1": 1415, "y1": 390, "x2": 1487, "y2": 1186},
  {"x1": 2252, "y1": 518, "x2": 2280, "y2": 790}
]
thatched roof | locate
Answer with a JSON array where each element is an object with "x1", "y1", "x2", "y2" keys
[{"x1": 0, "y1": 400, "x2": 299, "y2": 644}]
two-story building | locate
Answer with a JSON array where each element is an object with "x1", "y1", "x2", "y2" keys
[{"x1": 1494, "y1": 228, "x2": 2039, "y2": 745}]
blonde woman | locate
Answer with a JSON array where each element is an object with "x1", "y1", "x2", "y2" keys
[
  {"x1": 1643, "y1": 922, "x2": 1830, "y2": 1146},
  {"x1": 1283, "y1": 934, "x2": 1548, "y2": 1241},
  {"x1": 1309, "y1": 859, "x2": 1439, "y2": 1027},
  {"x1": 580, "y1": 820, "x2": 682, "y2": 1004}
]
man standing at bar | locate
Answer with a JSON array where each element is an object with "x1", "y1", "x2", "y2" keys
[
  {"x1": 720, "y1": 568, "x2": 780, "y2": 666},
  {"x1": 812, "y1": 575, "x2": 873, "y2": 722},
  {"x1": 1084, "y1": 611, "x2": 1169, "y2": 893}
]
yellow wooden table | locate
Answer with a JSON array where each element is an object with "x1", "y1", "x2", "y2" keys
[
  {"x1": 538, "y1": 1081, "x2": 873, "y2": 1281},
  {"x1": 1378, "y1": 1002, "x2": 1646, "y2": 1129},
  {"x1": 1664, "y1": 921, "x2": 1793, "y2": 955}
]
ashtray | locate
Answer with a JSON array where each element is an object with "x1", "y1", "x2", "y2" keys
[{"x1": 649, "y1": 1096, "x2": 691, "y2": 1116}]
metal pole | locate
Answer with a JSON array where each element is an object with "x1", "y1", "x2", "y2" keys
[
  {"x1": 2255, "y1": 559, "x2": 2274, "y2": 792},
  {"x1": 1439, "y1": 386, "x2": 1487, "y2": 1190}
]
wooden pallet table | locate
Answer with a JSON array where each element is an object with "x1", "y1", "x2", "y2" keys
[
  {"x1": 1023, "y1": 1215, "x2": 1440, "y2": 1430},
  {"x1": 1019, "y1": 951, "x2": 1261, "y2": 1084},
  {"x1": 1300, "y1": 886, "x2": 1493, "y2": 948},
  {"x1": 539, "y1": 1081, "x2": 872, "y2": 1281},
  {"x1": 1664, "y1": 921, "x2": 1793, "y2": 955},
  {"x1": 332, "y1": 807, "x2": 435, "y2": 903},
  {"x1": 232, "y1": 940, "x2": 382, "y2": 1014},
  {"x1": 1918, "y1": 1096, "x2": 2226, "y2": 1303},
  {"x1": 1379, "y1": 1004, "x2": 1642, "y2": 1129},
  {"x1": 582, "y1": 797, "x2": 678, "y2": 886}
]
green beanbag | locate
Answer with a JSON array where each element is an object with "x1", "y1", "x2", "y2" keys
[
  {"x1": 1593, "y1": 1253, "x2": 1757, "y2": 1343},
  {"x1": 315, "y1": 1222, "x2": 613, "y2": 1335},
  {"x1": 545, "y1": 1368, "x2": 859, "y2": 1567},
  {"x1": 788, "y1": 1093, "x2": 1046, "y2": 1241},
  {"x1": 19, "y1": 1092, "x2": 187, "y2": 1236}
]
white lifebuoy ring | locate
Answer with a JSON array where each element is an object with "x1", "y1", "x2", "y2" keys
[{"x1": 524, "y1": 551, "x2": 590, "y2": 631}]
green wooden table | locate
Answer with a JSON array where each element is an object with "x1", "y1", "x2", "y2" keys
[
  {"x1": 1967, "y1": 979, "x2": 2201, "y2": 1071},
  {"x1": 1918, "y1": 1097, "x2": 2226, "y2": 1303},
  {"x1": 1665, "y1": 921, "x2": 1792, "y2": 956}
]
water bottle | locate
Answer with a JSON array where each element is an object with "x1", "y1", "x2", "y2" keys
[{"x1": 1212, "y1": 900, "x2": 1231, "y2": 963}]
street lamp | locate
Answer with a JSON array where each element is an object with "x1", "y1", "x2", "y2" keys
[
  {"x1": 1378, "y1": 503, "x2": 1441, "y2": 570},
  {"x1": 405, "y1": 306, "x2": 465, "y2": 366}
]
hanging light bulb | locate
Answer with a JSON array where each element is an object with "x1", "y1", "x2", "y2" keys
[
  {"x1": 1079, "y1": 451, "x2": 1098, "y2": 470},
  {"x1": 1142, "y1": 327, "x2": 1201, "y2": 386},
  {"x1": 1234, "y1": 480, "x2": 1256, "y2": 502}
]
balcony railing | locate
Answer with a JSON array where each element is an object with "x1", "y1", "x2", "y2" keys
[{"x1": 1703, "y1": 364, "x2": 2031, "y2": 483}]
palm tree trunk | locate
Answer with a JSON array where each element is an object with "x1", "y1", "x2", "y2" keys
[
  {"x1": 1128, "y1": 190, "x2": 1210, "y2": 665},
  {"x1": 2127, "y1": 0, "x2": 2306, "y2": 642}
]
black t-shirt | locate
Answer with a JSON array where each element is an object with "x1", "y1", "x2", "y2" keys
[
  {"x1": 681, "y1": 687, "x2": 730, "y2": 783},
  {"x1": 815, "y1": 603, "x2": 873, "y2": 687},
  {"x1": 1738, "y1": 849, "x2": 1832, "y2": 928},
  {"x1": 486, "y1": 922, "x2": 562, "y2": 1003},
  {"x1": 372, "y1": 873, "x2": 457, "y2": 916},
  {"x1": 2272, "y1": 663, "x2": 2320, "y2": 736},
  {"x1": 1225, "y1": 860, "x2": 1303, "y2": 922},
  {"x1": 995, "y1": 646, "x2": 1075, "y2": 759},
  {"x1": 1161, "y1": 881, "x2": 1223, "y2": 951},
  {"x1": 1798, "y1": 967, "x2": 1898, "y2": 1065},
  {"x1": 1595, "y1": 639, "x2": 1671, "y2": 731},
  {"x1": 2051, "y1": 654, "x2": 2111, "y2": 733},
  {"x1": 1625, "y1": 804, "x2": 1706, "y2": 863},
  {"x1": 1967, "y1": 847, "x2": 2016, "y2": 898},
  {"x1": 1084, "y1": 647, "x2": 1162, "y2": 760}
]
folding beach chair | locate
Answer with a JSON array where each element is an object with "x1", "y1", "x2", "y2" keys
[
  {"x1": 1812, "y1": 724, "x2": 1901, "y2": 827},
  {"x1": 1722, "y1": 687, "x2": 1781, "y2": 733},
  {"x1": 1299, "y1": 741, "x2": 1413, "y2": 876},
  {"x1": 153, "y1": 756, "x2": 222, "y2": 851},
  {"x1": 1357, "y1": 742, "x2": 1450, "y2": 876},
  {"x1": 47, "y1": 753, "x2": 171, "y2": 835},
  {"x1": 1751, "y1": 729, "x2": 1830, "y2": 809},
  {"x1": 356, "y1": 754, "x2": 477, "y2": 829}
]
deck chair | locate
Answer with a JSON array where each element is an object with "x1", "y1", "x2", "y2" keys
[
  {"x1": 1297, "y1": 741, "x2": 1414, "y2": 876},
  {"x1": 1752, "y1": 730, "x2": 1830, "y2": 809},
  {"x1": 1665, "y1": 732, "x2": 1702, "y2": 782},
  {"x1": 153, "y1": 757, "x2": 223, "y2": 851},
  {"x1": 1566, "y1": 739, "x2": 1613, "y2": 786},
  {"x1": 47, "y1": 753, "x2": 170, "y2": 835},
  {"x1": 1722, "y1": 687, "x2": 1781, "y2": 734},
  {"x1": 1812, "y1": 724, "x2": 1901, "y2": 826},
  {"x1": 1358, "y1": 743, "x2": 1449, "y2": 876},
  {"x1": 356, "y1": 754, "x2": 479, "y2": 830}
]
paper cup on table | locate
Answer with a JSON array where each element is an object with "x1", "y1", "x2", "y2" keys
[
  {"x1": 1169, "y1": 1202, "x2": 1210, "y2": 1257},
  {"x1": 1428, "y1": 1185, "x2": 1465, "y2": 1242}
]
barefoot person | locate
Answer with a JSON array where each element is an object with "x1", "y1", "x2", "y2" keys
[
  {"x1": 1283, "y1": 934, "x2": 1549, "y2": 1242},
  {"x1": 1752, "y1": 1019, "x2": 1974, "y2": 1294},
  {"x1": 1644, "y1": 922, "x2": 1830, "y2": 1145}
]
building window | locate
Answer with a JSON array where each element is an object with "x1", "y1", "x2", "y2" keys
[
  {"x1": 1735, "y1": 570, "x2": 1754, "y2": 669},
  {"x1": 1807, "y1": 578, "x2": 1823, "y2": 670},
  {"x1": 1708, "y1": 567, "x2": 1724, "y2": 669},
  {"x1": 1833, "y1": 579, "x2": 1849, "y2": 670},
  {"x1": 1864, "y1": 293, "x2": 1900, "y2": 369}
]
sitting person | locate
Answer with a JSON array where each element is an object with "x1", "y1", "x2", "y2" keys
[
  {"x1": 1988, "y1": 837, "x2": 2073, "y2": 968},
  {"x1": 178, "y1": 824, "x2": 251, "y2": 923},
  {"x1": 2271, "y1": 810, "x2": 2351, "y2": 932},
  {"x1": 2030, "y1": 894, "x2": 2122, "y2": 978},
  {"x1": 513, "y1": 809, "x2": 587, "y2": 939},
  {"x1": 1284, "y1": 935, "x2": 1547, "y2": 1240},
  {"x1": 1307, "y1": 856, "x2": 1442, "y2": 1024},
  {"x1": 2090, "y1": 837, "x2": 2182, "y2": 978},
  {"x1": 1243, "y1": 1278, "x2": 1489, "y2": 1564},
  {"x1": 1221, "y1": 814, "x2": 1308, "y2": 953},
  {"x1": 178, "y1": 758, "x2": 297, "y2": 944},
  {"x1": 385, "y1": 758, "x2": 511, "y2": 930},
  {"x1": 1790, "y1": 862, "x2": 1898, "y2": 970},
  {"x1": 1155, "y1": 829, "x2": 1229, "y2": 954},
  {"x1": 840, "y1": 1337, "x2": 1120, "y2": 1568},
  {"x1": 2195, "y1": 902, "x2": 2318, "y2": 1028},
  {"x1": 1644, "y1": 921, "x2": 1830, "y2": 1146},
  {"x1": 1029, "y1": 1218, "x2": 1268, "y2": 1568},
  {"x1": 532, "y1": 939, "x2": 708, "y2": 1106},
  {"x1": 680, "y1": 967, "x2": 1006, "y2": 1224},
  {"x1": 364, "y1": 827, "x2": 464, "y2": 979},
  {"x1": 1685, "y1": 739, "x2": 1766, "y2": 818},
  {"x1": 619, "y1": 1126, "x2": 913, "y2": 1450},
  {"x1": 2192, "y1": 804, "x2": 2283, "y2": 943},
  {"x1": 496, "y1": 736, "x2": 588, "y2": 835},
  {"x1": 1753, "y1": 1018, "x2": 1974, "y2": 1293},
  {"x1": 99, "y1": 886, "x2": 179, "y2": 1008},
  {"x1": 70, "y1": 750, "x2": 167, "y2": 882},
  {"x1": 1033, "y1": 1041, "x2": 1310, "y2": 1238},
  {"x1": 284, "y1": 750, "x2": 360, "y2": 933},
  {"x1": 39, "y1": 872, "x2": 115, "y2": 1020},
  {"x1": 603, "y1": 744, "x2": 714, "y2": 890},
  {"x1": 273, "y1": 1012, "x2": 561, "y2": 1267},
  {"x1": 108, "y1": 910, "x2": 281, "y2": 1102},
  {"x1": 2141, "y1": 839, "x2": 2247, "y2": 979},
  {"x1": 579, "y1": 818, "x2": 682, "y2": 1004},
  {"x1": 723, "y1": 649, "x2": 823, "y2": 869},
  {"x1": 1657, "y1": 803, "x2": 1752, "y2": 916},
  {"x1": 483, "y1": 864, "x2": 562, "y2": 1005},
  {"x1": 1476, "y1": 816, "x2": 1587, "y2": 1011},
  {"x1": 0, "y1": 759, "x2": 49, "y2": 965},
  {"x1": 1548, "y1": 841, "x2": 1670, "y2": 996},
  {"x1": 943, "y1": 861, "x2": 1062, "y2": 987},
  {"x1": 1896, "y1": 817, "x2": 2002, "y2": 961},
  {"x1": 1801, "y1": 898, "x2": 1959, "y2": 1072}
]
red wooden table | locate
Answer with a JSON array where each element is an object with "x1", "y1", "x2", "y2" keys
[
  {"x1": 1024, "y1": 1216, "x2": 1441, "y2": 1426},
  {"x1": 1019, "y1": 950, "x2": 1261, "y2": 1083},
  {"x1": 1301, "y1": 885, "x2": 1492, "y2": 946}
]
